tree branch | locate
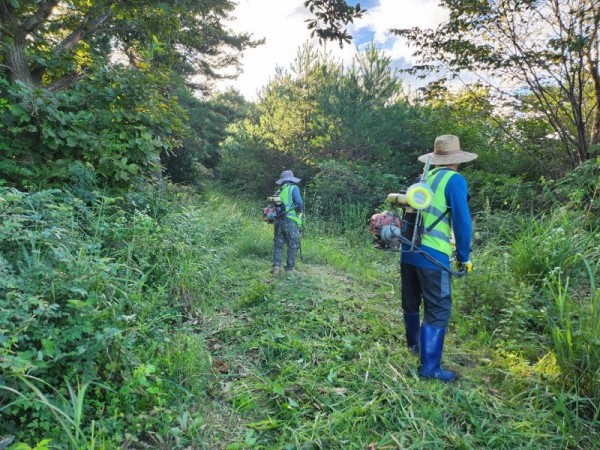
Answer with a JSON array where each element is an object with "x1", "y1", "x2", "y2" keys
[
  {"x1": 22, "y1": 0, "x2": 58, "y2": 33},
  {"x1": 47, "y1": 71, "x2": 84, "y2": 92},
  {"x1": 56, "y1": 5, "x2": 113, "y2": 52}
]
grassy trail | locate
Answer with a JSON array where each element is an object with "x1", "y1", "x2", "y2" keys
[
  {"x1": 2, "y1": 189, "x2": 597, "y2": 448},
  {"x1": 187, "y1": 197, "x2": 594, "y2": 449}
]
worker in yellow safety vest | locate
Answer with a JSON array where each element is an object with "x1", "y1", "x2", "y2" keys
[
  {"x1": 271, "y1": 170, "x2": 303, "y2": 275},
  {"x1": 401, "y1": 135, "x2": 477, "y2": 382}
]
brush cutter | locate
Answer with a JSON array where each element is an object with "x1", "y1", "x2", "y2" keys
[{"x1": 368, "y1": 157, "x2": 467, "y2": 277}]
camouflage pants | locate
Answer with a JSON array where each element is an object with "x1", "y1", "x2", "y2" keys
[{"x1": 273, "y1": 218, "x2": 301, "y2": 270}]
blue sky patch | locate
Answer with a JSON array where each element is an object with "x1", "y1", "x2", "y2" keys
[{"x1": 348, "y1": 0, "x2": 379, "y2": 9}]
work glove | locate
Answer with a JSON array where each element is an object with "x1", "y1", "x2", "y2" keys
[{"x1": 456, "y1": 260, "x2": 473, "y2": 273}]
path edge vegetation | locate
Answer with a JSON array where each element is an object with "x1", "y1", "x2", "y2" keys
[
  {"x1": 0, "y1": 180, "x2": 598, "y2": 448},
  {"x1": 1, "y1": 0, "x2": 599, "y2": 447}
]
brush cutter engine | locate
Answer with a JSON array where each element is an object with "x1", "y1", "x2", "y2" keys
[
  {"x1": 263, "y1": 206, "x2": 278, "y2": 223},
  {"x1": 263, "y1": 195, "x2": 284, "y2": 223},
  {"x1": 368, "y1": 191, "x2": 428, "y2": 249},
  {"x1": 366, "y1": 159, "x2": 468, "y2": 278},
  {"x1": 368, "y1": 211, "x2": 402, "y2": 249}
]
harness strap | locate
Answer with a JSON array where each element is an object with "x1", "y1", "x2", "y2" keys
[
  {"x1": 424, "y1": 208, "x2": 449, "y2": 234},
  {"x1": 421, "y1": 167, "x2": 454, "y2": 245}
]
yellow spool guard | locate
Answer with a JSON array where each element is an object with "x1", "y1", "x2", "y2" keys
[{"x1": 406, "y1": 183, "x2": 432, "y2": 209}]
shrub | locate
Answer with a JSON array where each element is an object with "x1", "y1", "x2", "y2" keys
[
  {"x1": 0, "y1": 68, "x2": 185, "y2": 190},
  {"x1": 509, "y1": 209, "x2": 591, "y2": 286},
  {"x1": 540, "y1": 159, "x2": 600, "y2": 220},
  {"x1": 0, "y1": 188, "x2": 130, "y2": 441},
  {"x1": 306, "y1": 160, "x2": 403, "y2": 221},
  {"x1": 544, "y1": 261, "x2": 600, "y2": 400},
  {"x1": 217, "y1": 129, "x2": 314, "y2": 199},
  {"x1": 0, "y1": 183, "x2": 216, "y2": 443},
  {"x1": 467, "y1": 169, "x2": 538, "y2": 213}
]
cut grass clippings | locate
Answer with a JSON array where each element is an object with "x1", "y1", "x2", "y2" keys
[{"x1": 189, "y1": 199, "x2": 597, "y2": 449}]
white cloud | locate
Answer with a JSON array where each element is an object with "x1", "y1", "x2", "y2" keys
[
  {"x1": 218, "y1": 0, "x2": 448, "y2": 100},
  {"x1": 355, "y1": 0, "x2": 448, "y2": 61},
  {"x1": 219, "y1": 0, "x2": 314, "y2": 99}
]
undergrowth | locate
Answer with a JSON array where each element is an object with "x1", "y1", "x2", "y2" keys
[{"x1": 1, "y1": 184, "x2": 598, "y2": 449}]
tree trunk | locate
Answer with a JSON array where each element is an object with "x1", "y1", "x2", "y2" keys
[
  {"x1": 588, "y1": 59, "x2": 600, "y2": 156},
  {"x1": 4, "y1": 36, "x2": 34, "y2": 87},
  {"x1": 585, "y1": 1, "x2": 600, "y2": 157},
  {"x1": 0, "y1": 1, "x2": 34, "y2": 86}
]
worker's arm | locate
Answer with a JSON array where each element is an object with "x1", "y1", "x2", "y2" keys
[
  {"x1": 292, "y1": 185, "x2": 304, "y2": 214},
  {"x1": 446, "y1": 174, "x2": 472, "y2": 264}
]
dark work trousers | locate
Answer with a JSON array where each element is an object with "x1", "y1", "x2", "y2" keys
[
  {"x1": 273, "y1": 218, "x2": 301, "y2": 271},
  {"x1": 400, "y1": 262, "x2": 452, "y2": 328}
]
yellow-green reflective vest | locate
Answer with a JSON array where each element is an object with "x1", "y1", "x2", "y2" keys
[
  {"x1": 280, "y1": 184, "x2": 302, "y2": 226},
  {"x1": 421, "y1": 168, "x2": 456, "y2": 256}
]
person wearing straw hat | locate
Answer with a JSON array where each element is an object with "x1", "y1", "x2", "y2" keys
[
  {"x1": 271, "y1": 170, "x2": 304, "y2": 275},
  {"x1": 401, "y1": 134, "x2": 477, "y2": 382}
]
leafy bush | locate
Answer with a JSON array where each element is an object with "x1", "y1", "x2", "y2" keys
[
  {"x1": 540, "y1": 159, "x2": 600, "y2": 219},
  {"x1": 0, "y1": 184, "x2": 225, "y2": 445},
  {"x1": 0, "y1": 67, "x2": 185, "y2": 189},
  {"x1": 162, "y1": 89, "x2": 249, "y2": 191},
  {"x1": 63, "y1": 161, "x2": 100, "y2": 205},
  {"x1": 0, "y1": 188, "x2": 130, "y2": 440},
  {"x1": 306, "y1": 159, "x2": 403, "y2": 221},
  {"x1": 217, "y1": 127, "x2": 314, "y2": 199},
  {"x1": 467, "y1": 169, "x2": 538, "y2": 213}
]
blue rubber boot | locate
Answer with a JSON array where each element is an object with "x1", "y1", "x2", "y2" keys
[
  {"x1": 403, "y1": 312, "x2": 420, "y2": 354},
  {"x1": 419, "y1": 324, "x2": 456, "y2": 382}
]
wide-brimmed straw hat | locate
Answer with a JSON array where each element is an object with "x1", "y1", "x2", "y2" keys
[
  {"x1": 418, "y1": 134, "x2": 478, "y2": 165},
  {"x1": 276, "y1": 170, "x2": 300, "y2": 185}
]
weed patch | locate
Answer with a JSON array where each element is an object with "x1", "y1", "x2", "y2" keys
[{"x1": 2, "y1": 187, "x2": 598, "y2": 448}]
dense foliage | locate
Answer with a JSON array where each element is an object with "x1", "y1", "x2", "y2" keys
[
  {"x1": 391, "y1": 0, "x2": 600, "y2": 171},
  {"x1": 0, "y1": 0, "x2": 257, "y2": 190},
  {"x1": 1, "y1": 182, "x2": 598, "y2": 448},
  {"x1": 1, "y1": 1, "x2": 599, "y2": 448},
  {"x1": 0, "y1": 69, "x2": 185, "y2": 188}
]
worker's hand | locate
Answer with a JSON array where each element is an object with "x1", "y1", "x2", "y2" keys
[{"x1": 456, "y1": 260, "x2": 473, "y2": 273}]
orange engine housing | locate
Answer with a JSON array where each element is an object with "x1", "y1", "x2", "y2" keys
[{"x1": 368, "y1": 211, "x2": 402, "y2": 249}]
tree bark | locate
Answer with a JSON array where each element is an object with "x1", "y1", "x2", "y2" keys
[
  {"x1": 588, "y1": 59, "x2": 600, "y2": 154},
  {"x1": 586, "y1": 11, "x2": 600, "y2": 155},
  {"x1": 0, "y1": 1, "x2": 33, "y2": 86},
  {"x1": 1, "y1": 0, "x2": 106, "y2": 88},
  {"x1": 4, "y1": 35, "x2": 34, "y2": 86}
]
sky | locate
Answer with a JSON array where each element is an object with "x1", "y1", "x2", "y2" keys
[{"x1": 218, "y1": 0, "x2": 449, "y2": 100}]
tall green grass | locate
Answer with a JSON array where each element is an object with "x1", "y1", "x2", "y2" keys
[
  {"x1": 0, "y1": 376, "x2": 104, "y2": 450},
  {"x1": 509, "y1": 208, "x2": 590, "y2": 285},
  {"x1": 2, "y1": 185, "x2": 599, "y2": 448},
  {"x1": 546, "y1": 258, "x2": 600, "y2": 399}
]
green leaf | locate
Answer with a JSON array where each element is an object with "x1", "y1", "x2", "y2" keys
[
  {"x1": 67, "y1": 299, "x2": 89, "y2": 309},
  {"x1": 326, "y1": 367, "x2": 336, "y2": 383}
]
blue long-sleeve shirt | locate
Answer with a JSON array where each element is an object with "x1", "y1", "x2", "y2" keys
[{"x1": 401, "y1": 171, "x2": 472, "y2": 270}]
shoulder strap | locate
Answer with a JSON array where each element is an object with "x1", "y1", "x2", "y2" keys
[
  {"x1": 423, "y1": 168, "x2": 455, "y2": 233},
  {"x1": 274, "y1": 184, "x2": 296, "y2": 218},
  {"x1": 424, "y1": 208, "x2": 449, "y2": 233}
]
